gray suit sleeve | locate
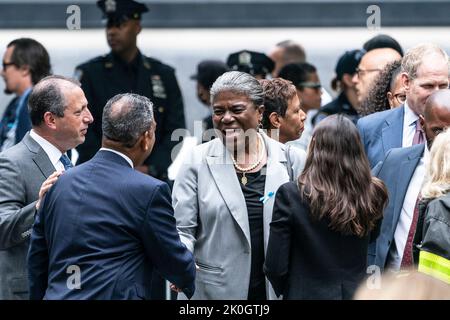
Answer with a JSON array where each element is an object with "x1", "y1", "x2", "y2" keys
[
  {"x1": 172, "y1": 151, "x2": 199, "y2": 253},
  {"x1": 0, "y1": 156, "x2": 37, "y2": 249}
]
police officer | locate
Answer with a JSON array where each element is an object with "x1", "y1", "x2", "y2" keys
[
  {"x1": 312, "y1": 49, "x2": 364, "y2": 126},
  {"x1": 74, "y1": 0, "x2": 185, "y2": 181},
  {"x1": 226, "y1": 50, "x2": 274, "y2": 80}
]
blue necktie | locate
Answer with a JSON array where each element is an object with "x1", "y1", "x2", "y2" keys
[{"x1": 60, "y1": 154, "x2": 73, "y2": 170}]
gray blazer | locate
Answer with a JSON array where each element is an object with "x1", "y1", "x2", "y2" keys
[
  {"x1": 0, "y1": 133, "x2": 55, "y2": 299},
  {"x1": 173, "y1": 133, "x2": 306, "y2": 300}
]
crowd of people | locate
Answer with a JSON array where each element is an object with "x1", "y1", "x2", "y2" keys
[{"x1": 0, "y1": 0, "x2": 449, "y2": 300}]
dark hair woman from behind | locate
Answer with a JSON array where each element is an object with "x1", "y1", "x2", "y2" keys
[{"x1": 264, "y1": 115, "x2": 388, "y2": 299}]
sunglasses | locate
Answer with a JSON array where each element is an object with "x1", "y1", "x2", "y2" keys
[
  {"x1": 2, "y1": 62, "x2": 16, "y2": 70},
  {"x1": 298, "y1": 82, "x2": 322, "y2": 89}
]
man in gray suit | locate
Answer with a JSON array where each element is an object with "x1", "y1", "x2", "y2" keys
[{"x1": 0, "y1": 75, "x2": 93, "y2": 299}]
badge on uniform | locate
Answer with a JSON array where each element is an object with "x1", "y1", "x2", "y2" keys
[
  {"x1": 151, "y1": 75, "x2": 167, "y2": 99},
  {"x1": 105, "y1": 0, "x2": 116, "y2": 13}
]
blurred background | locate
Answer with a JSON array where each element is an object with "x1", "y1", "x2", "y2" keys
[{"x1": 1, "y1": 0, "x2": 449, "y2": 133}]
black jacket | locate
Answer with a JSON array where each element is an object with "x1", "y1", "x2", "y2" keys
[
  {"x1": 264, "y1": 182, "x2": 369, "y2": 299},
  {"x1": 413, "y1": 193, "x2": 450, "y2": 282}
]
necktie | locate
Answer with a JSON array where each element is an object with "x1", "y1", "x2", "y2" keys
[
  {"x1": 400, "y1": 195, "x2": 421, "y2": 268},
  {"x1": 60, "y1": 154, "x2": 73, "y2": 170},
  {"x1": 412, "y1": 119, "x2": 425, "y2": 145}
]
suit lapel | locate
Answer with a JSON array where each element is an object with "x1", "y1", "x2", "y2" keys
[
  {"x1": 390, "y1": 145, "x2": 424, "y2": 235},
  {"x1": 381, "y1": 106, "x2": 404, "y2": 155},
  {"x1": 206, "y1": 140, "x2": 250, "y2": 246},
  {"x1": 22, "y1": 133, "x2": 56, "y2": 178}
]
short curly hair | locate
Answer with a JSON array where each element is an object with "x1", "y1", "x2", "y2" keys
[
  {"x1": 360, "y1": 60, "x2": 402, "y2": 116},
  {"x1": 259, "y1": 78, "x2": 297, "y2": 130}
]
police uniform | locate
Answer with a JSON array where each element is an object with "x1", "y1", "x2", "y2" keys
[
  {"x1": 226, "y1": 50, "x2": 274, "y2": 79},
  {"x1": 74, "y1": 0, "x2": 185, "y2": 181}
]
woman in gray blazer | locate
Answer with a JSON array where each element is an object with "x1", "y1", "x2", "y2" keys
[{"x1": 173, "y1": 71, "x2": 306, "y2": 300}]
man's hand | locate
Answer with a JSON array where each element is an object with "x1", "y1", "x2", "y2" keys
[
  {"x1": 170, "y1": 283, "x2": 182, "y2": 293},
  {"x1": 36, "y1": 170, "x2": 63, "y2": 210}
]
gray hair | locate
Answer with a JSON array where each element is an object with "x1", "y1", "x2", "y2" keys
[
  {"x1": 102, "y1": 93, "x2": 154, "y2": 148},
  {"x1": 401, "y1": 43, "x2": 449, "y2": 80},
  {"x1": 276, "y1": 40, "x2": 307, "y2": 64},
  {"x1": 28, "y1": 75, "x2": 80, "y2": 126},
  {"x1": 210, "y1": 71, "x2": 264, "y2": 107}
]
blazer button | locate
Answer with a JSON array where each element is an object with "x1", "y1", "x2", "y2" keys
[{"x1": 158, "y1": 107, "x2": 164, "y2": 113}]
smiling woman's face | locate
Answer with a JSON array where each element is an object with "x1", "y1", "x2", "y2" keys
[{"x1": 212, "y1": 90, "x2": 263, "y2": 148}]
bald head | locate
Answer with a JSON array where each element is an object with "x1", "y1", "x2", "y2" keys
[
  {"x1": 269, "y1": 40, "x2": 306, "y2": 77},
  {"x1": 420, "y1": 89, "x2": 450, "y2": 149},
  {"x1": 102, "y1": 93, "x2": 154, "y2": 148},
  {"x1": 353, "y1": 48, "x2": 402, "y2": 103}
]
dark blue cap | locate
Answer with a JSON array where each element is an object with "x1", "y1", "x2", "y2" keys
[
  {"x1": 226, "y1": 50, "x2": 274, "y2": 77},
  {"x1": 97, "y1": 0, "x2": 148, "y2": 22}
]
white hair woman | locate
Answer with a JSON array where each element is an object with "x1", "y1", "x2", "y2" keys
[{"x1": 172, "y1": 71, "x2": 306, "y2": 300}]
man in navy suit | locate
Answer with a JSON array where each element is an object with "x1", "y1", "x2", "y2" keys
[
  {"x1": 0, "y1": 38, "x2": 51, "y2": 151},
  {"x1": 370, "y1": 89, "x2": 450, "y2": 272},
  {"x1": 357, "y1": 43, "x2": 449, "y2": 168},
  {"x1": 27, "y1": 93, "x2": 195, "y2": 299}
]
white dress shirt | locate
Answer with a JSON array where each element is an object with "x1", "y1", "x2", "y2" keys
[
  {"x1": 99, "y1": 148, "x2": 134, "y2": 168},
  {"x1": 387, "y1": 145, "x2": 429, "y2": 271},
  {"x1": 29, "y1": 129, "x2": 69, "y2": 171},
  {"x1": 402, "y1": 101, "x2": 420, "y2": 148}
]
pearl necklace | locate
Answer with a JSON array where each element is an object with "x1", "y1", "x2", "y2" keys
[{"x1": 231, "y1": 134, "x2": 265, "y2": 186}]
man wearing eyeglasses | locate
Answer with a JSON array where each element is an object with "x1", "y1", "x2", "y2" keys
[
  {"x1": 357, "y1": 43, "x2": 449, "y2": 168},
  {"x1": 0, "y1": 38, "x2": 51, "y2": 151},
  {"x1": 352, "y1": 48, "x2": 401, "y2": 105}
]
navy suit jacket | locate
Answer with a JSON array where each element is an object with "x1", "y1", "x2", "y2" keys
[
  {"x1": 0, "y1": 93, "x2": 32, "y2": 148},
  {"x1": 370, "y1": 144, "x2": 425, "y2": 271},
  {"x1": 27, "y1": 150, "x2": 195, "y2": 300},
  {"x1": 357, "y1": 105, "x2": 404, "y2": 168}
]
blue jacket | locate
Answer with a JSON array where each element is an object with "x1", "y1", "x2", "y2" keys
[
  {"x1": 357, "y1": 106, "x2": 404, "y2": 168},
  {"x1": 28, "y1": 150, "x2": 195, "y2": 299},
  {"x1": 370, "y1": 144, "x2": 424, "y2": 271}
]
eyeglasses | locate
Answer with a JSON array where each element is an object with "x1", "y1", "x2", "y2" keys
[
  {"x1": 2, "y1": 62, "x2": 16, "y2": 70},
  {"x1": 393, "y1": 93, "x2": 406, "y2": 104},
  {"x1": 298, "y1": 82, "x2": 321, "y2": 89},
  {"x1": 355, "y1": 67, "x2": 381, "y2": 77}
]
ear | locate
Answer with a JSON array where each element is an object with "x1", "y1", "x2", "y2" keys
[
  {"x1": 341, "y1": 74, "x2": 354, "y2": 88},
  {"x1": 43, "y1": 111, "x2": 57, "y2": 130},
  {"x1": 401, "y1": 72, "x2": 410, "y2": 92},
  {"x1": 268, "y1": 112, "x2": 281, "y2": 129},
  {"x1": 136, "y1": 21, "x2": 142, "y2": 35},
  {"x1": 386, "y1": 91, "x2": 394, "y2": 108},
  {"x1": 257, "y1": 104, "x2": 265, "y2": 119},
  {"x1": 19, "y1": 64, "x2": 31, "y2": 77},
  {"x1": 139, "y1": 130, "x2": 150, "y2": 151}
]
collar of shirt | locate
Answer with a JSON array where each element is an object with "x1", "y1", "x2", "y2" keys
[
  {"x1": 404, "y1": 101, "x2": 419, "y2": 127},
  {"x1": 99, "y1": 147, "x2": 134, "y2": 168},
  {"x1": 29, "y1": 129, "x2": 65, "y2": 169}
]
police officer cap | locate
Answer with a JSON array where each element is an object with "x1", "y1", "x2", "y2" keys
[
  {"x1": 191, "y1": 60, "x2": 229, "y2": 90},
  {"x1": 226, "y1": 50, "x2": 274, "y2": 77},
  {"x1": 97, "y1": 0, "x2": 149, "y2": 24},
  {"x1": 335, "y1": 49, "x2": 365, "y2": 80}
]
